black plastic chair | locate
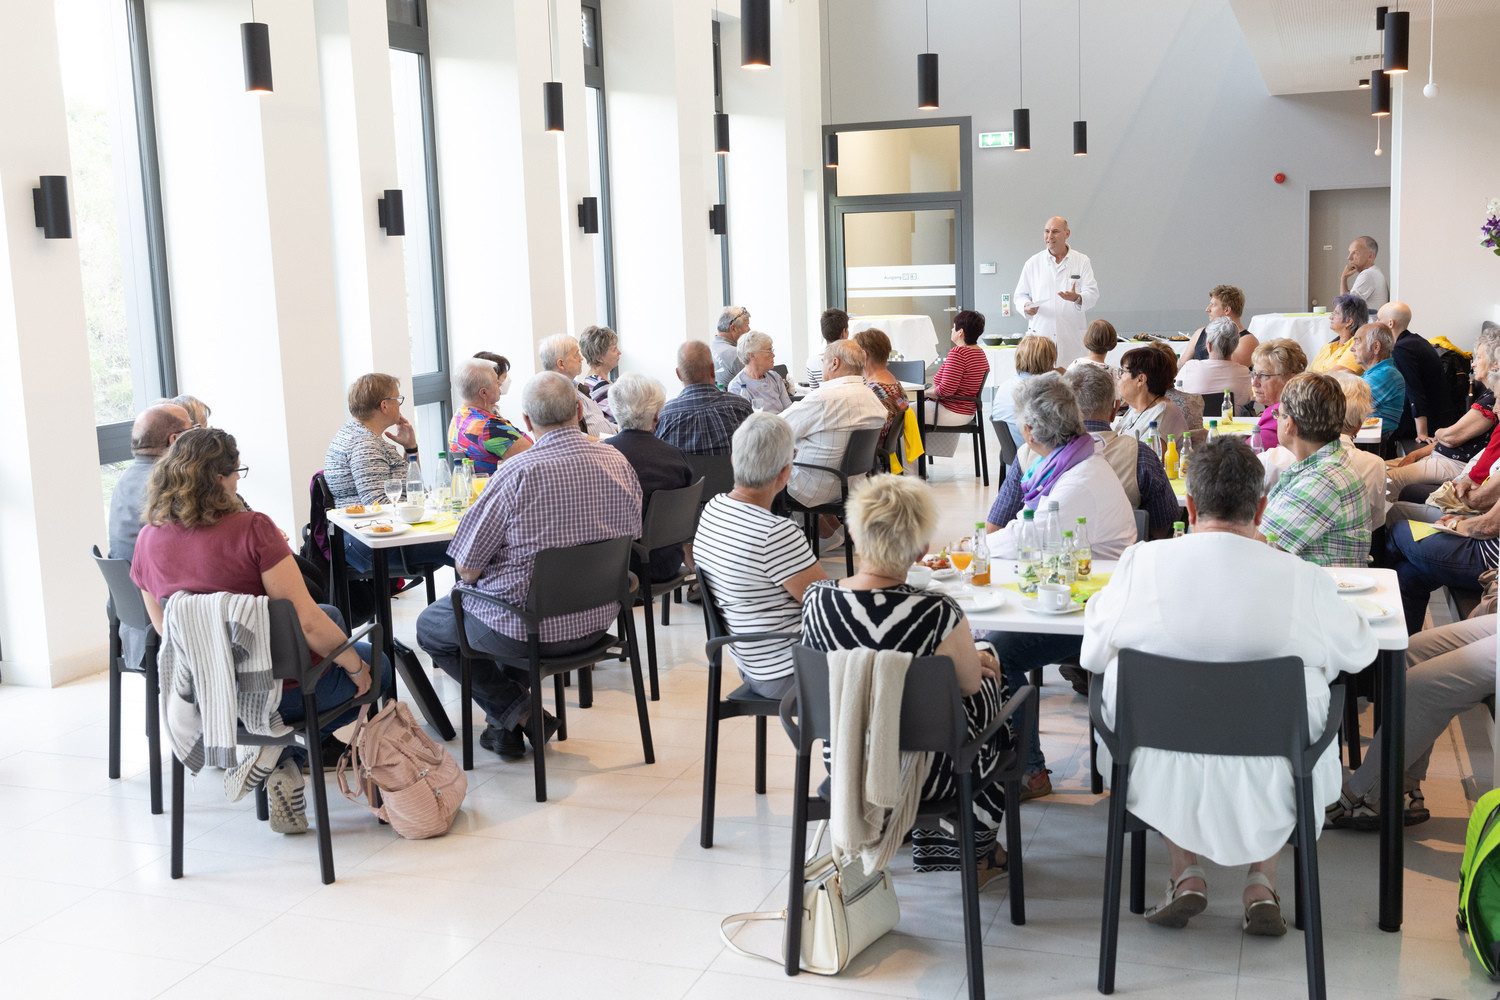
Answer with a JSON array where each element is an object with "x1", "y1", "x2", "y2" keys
[
  {"x1": 697, "y1": 571, "x2": 795, "y2": 848},
  {"x1": 90, "y1": 546, "x2": 164, "y2": 815},
  {"x1": 450, "y1": 536, "x2": 654, "y2": 801},
  {"x1": 922, "y1": 394, "x2": 990, "y2": 486},
  {"x1": 686, "y1": 452, "x2": 735, "y2": 499},
  {"x1": 1090, "y1": 650, "x2": 1343, "y2": 1000},
  {"x1": 782, "y1": 646, "x2": 1035, "y2": 1000},
  {"x1": 988, "y1": 420, "x2": 1020, "y2": 488},
  {"x1": 633, "y1": 478, "x2": 705, "y2": 700},
  {"x1": 886, "y1": 360, "x2": 926, "y2": 386},
  {"x1": 785, "y1": 426, "x2": 882, "y2": 577},
  {"x1": 169, "y1": 601, "x2": 383, "y2": 885}
]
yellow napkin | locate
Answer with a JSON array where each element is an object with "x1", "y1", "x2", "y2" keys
[
  {"x1": 1002, "y1": 572, "x2": 1112, "y2": 602},
  {"x1": 1169, "y1": 476, "x2": 1187, "y2": 498},
  {"x1": 1212, "y1": 420, "x2": 1255, "y2": 434},
  {"x1": 407, "y1": 514, "x2": 461, "y2": 535}
]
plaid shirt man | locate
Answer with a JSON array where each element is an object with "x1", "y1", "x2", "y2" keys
[
  {"x1": 449, "y1": 426, "x2": 642, "y2": 641},
  {"x1": 655, "y1": 382, "x2": 753, "y2": 455},
  {"x1": 1261, "y1": 439, "x2": 1371, "y2": 568}
]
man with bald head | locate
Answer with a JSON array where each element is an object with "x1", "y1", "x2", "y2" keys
[
  {"x1": 655, "y1": 340, "x2": 753, "y2": 455},
  {"x1": 1379, "y1": 301, "x2": 1455, "y2": 443},
  {"x1": 108, "y1": 402, "x2": 193, "y2": 561},
  {"x1": 1341, "y1": 236, "x2": 1389, "y2": 310},
  {"x1": 1014, "y1": 216, "x2": 1100, "y2": 368}
]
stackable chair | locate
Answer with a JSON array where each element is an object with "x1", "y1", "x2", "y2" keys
[
  {"x1": 91, "y1": 546, "x2": 164, "y2": 815},
  {"x1": 632, "y1": 478, "x2": 705, "y2": 699},
  {"x1": 785, "y1": 426, "x2": 882, "y2": 577}
]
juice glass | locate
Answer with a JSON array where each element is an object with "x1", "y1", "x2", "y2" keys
[{"x1": 471, "y1": 473, "x2": 490, "y2": 500}]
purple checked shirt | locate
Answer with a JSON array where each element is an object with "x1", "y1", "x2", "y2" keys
[{"x1": 449, "y1": 426, "x2": 642, "y2": 642}]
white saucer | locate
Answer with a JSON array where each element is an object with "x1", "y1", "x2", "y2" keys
[
  {"x1": 1344, "y1": 596, "x2": 1392, "y2": 621},
  {"x1": 358, "y1": 522, "x2": 411, "y2": 537},
  {"x1": 945, "y1": 590, "x2": 1006, "y2": 612},
  {"x1": 1020, "y1": 596, "x2": 1084, "y2": 615},
  {"x1": 928, "y1": 567, "x2": 958, "y2": 580},
  {"x1": 1332, "y1": 573, "x2": 1376, "y2": 594}
]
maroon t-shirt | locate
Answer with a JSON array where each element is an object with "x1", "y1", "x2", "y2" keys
[{"x1": 131, "y1": 511, "x2": 293, "y2": 602}]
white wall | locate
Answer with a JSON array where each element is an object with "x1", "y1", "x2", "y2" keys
[{"x1": 1390, "y1": 13, "x2": 1500, "y2": 348}]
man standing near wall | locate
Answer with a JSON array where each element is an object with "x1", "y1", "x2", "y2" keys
[
  {"x1": 1014, "y1": 216, "x2": 1100, "y2": 368},
  {"x1": 1340, "y1": 236, "x2": 1389, "y2": 310}
]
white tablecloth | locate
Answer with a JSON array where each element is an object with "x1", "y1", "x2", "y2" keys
[
  {"x1": 1246, "y1": 313, "x2": 1334, "y2": 367},
  {"x1": 850, "y1": 314, "x2": 940, "y2": 365}
]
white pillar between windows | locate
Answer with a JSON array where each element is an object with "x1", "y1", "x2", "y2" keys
[
  {"x1": 555, "y1": 0, "x2": 599, "y2": 336},
  {"x1": 0, "y1": 0, "x2": 109, "y2": 686}
]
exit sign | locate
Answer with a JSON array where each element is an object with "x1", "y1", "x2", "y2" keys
[{"x1": 979, "y1": 131, "x2": 1015, "y2": 148}]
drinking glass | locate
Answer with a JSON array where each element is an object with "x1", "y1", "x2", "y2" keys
[
  {"x1": 949, "y1": 537, "x2": 975, "y2": 592},
  {"x1": 471, "y1": 473, "x2": 491, "y2": 500},
  {"x1": 383, "y1": 478, "x2": 405, "y2": 506}
]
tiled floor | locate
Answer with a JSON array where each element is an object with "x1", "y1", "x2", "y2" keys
[{"x1": 3, "y1": 460, "x2": 1494, "y2": 999}]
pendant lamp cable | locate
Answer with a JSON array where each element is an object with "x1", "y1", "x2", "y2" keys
[
  {"x1": 548, "y1": 0, "x2": 555, "y2": 80},
  {"x1": 1076, "y1": 0, "x2": 1082, "y2": 118},
  {"x1": 1427, "y1": 0, "x2": 1436, "y2": 84},
  {"x1": 925, "y1": 0, "x2": 930, "y2": 52},
  {"x1": 825, "y1": 0, "x2": 833, "y2": 121},
  {"x1": 1017, "y1": 2, "x2": 1024, "y2": 105}
]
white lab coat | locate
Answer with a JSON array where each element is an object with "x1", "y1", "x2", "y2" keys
[{"x1": 1014, "y1": 246, "x2": 1099, "y2": 368}]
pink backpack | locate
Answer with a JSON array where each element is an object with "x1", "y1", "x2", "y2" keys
[{"x1": 336, "y1": 701, "x2": 466, "y2": 839}]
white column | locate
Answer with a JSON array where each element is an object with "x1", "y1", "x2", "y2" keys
[{"x1": 0, "y1": 0, "x2": 109, "y2": 686}]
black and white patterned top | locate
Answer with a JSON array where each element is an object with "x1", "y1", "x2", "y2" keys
[{"x1": 801, "y1": 582, "x2": 962, "y2": 656}]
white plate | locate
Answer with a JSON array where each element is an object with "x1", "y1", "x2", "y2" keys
[
  {"x1": 1344, "y1": 596, "x2": 1392, "y2": 621},
  {"x1": 358, "y1": 522, "x2": 410, "y2": 537},
  {"x1": 928, "y1": 567, "x2": 958, "y2": 580},
  {"x1": 1020, "y1": 596, "x2": 1084, "y2": 615},
  {"x1": 945, "y1": 589, "x2": 1006, "y2": 613},
  {"x1": 1332, "y1": 573, "x2": 1376, "y2": 594}
]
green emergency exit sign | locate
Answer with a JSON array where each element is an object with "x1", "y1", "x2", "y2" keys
[{"x1": 978, "y1": 131, "x2": 1015, "y2": 148}]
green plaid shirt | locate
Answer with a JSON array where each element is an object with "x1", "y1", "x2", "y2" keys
[{"x1": 1262, "y1": 439, "x2": 1371, "y2": 567}]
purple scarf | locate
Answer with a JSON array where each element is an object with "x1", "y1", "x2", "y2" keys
[{"x1": 1021, "y1": 434, "x2": 1095, "y2": 507}]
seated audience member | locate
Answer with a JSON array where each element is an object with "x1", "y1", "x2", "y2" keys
[
  {"x1": 1382, "y1": 301, "x2": 1456, "y2": 442},
  {"x1": 166, "y1": 393, "x2": 211, "y2": 429},
  {"x1": 109, "y1": 402, "x2": 194, "y2": 561},
  {"x1": 1081, "y1": 436, "x2": 1376, "y2": 933},
  {"x1": 1174, "y1": 316, "x2": 1252, "y2": 415},
  {"x1": 474, "y1": 350, "x2": 511, "y2": 384},
  {"x1": 712, "y1": 305, "x2": 751, "y2": 388},
  {"x1": 727, "y1": 331, "x2": 792, "y2": 414},
  {"x1": 780, "y1": 340, "x2": 888, "y2": 529},
  {"x1": 925, "y1": 309, "x2": 991, "y2": 457},
  {"x1": 540, "y1": 333, "x2": 615, "y2": 438},
  {"x1": 854, "y1": 327, "x2": 910, "y2": 441},
  {"x1": 1261, "y1": 372, "x2": 1388, "y2": 528},
  {"x1": 448, "y1": 357, "x2": 532, "y2": 474},
  {"x1": 992, "y1": 335, "x2": 1058, "y2": 449},
  {"x1": 655, "y1": 340, "x2": 753, "y2": 455},
  {"x1": 1066, "y1": 363, "x2": 1179, "y2": 539},
  {"x1": 1309, "y1": 293, "x2": 1370, "y2": 375},
  {"x1": 1331, "y1": 613, "x2": 1495, "y2": 829},
  {"x1": 579, "y1": 325, "x2": 622, "y2": 421},
  {"x1": 1352, "y1": 322, "x2": 1406, "y2": 432},
  {"x1": 691, "y1": 412, "x2": 827, "y2": 698},
  {"x1": 802, "y1": 474, "x2": 1011, "y2": 886},
  {"x1": 1182, "y1": 284, "x2": 1258, "y2": 367},
  {"x1": 805, "y1": 307, "x2": 848, "y2": 390},
  {"x1": 416, "y1": 373, "x2": 642, "y2": 760},
  {"x1": 1071, "y1": 318, "x2": 1117, "y2": 369},
  {"x1": 1144, "y1": 340, "x2": 1206, "y2": 437},
  {"x1": 1249, "y1": 338, "x2": 1308, "y2": 451},
  {"x1": 1386, "y1": 329, "x2": 1500, "y2": 501},
  {"x1": 131, "y1": 428, "x2": 393, "y2": 834},
  {"x1": 324, "y1": 373, "x2": 450, "y2": 574},
  {"x1": 1112, "y1": 346, "x2": 1189, "y2": 442},
  {"x1": 1259, "y1": 373, "x2": 1371, "y2": 567},
  {"x1": 604, "y1": 373, "x2": 694, "y2": 583}
]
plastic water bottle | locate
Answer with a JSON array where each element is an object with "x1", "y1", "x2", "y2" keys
[
  {"x1": 1223, "y1": 390, "x2": 1235, "y2": 419},
  {"x1": 406, "y1": 455, "x2": 423, "y2": 505},
  {"x1": 1074, "y1": 517, "x2": 1092, "y2": 580},
  {"x1": 1041, "y1": 500, "x2": 1065, "y2": 584},
  {"x1": 1060, "y1": 530, "x2": 1078, "y2": 585},
  {"x1": 1016, "y1": 510, "x2": 1040, "y2": 595},
  {"x1": 970, "y1": 521, "x2": 991, "y2": 586},
  {"x1": 1173, "y1": 520, "x2": 1185, "y2": 539},
  {"x1": 1207, "y1": 418, "x2": 1219, "y2": 439},
  {"x1": 451, "y1": 455, "x2": 469, "y2": 513},
  {"x1": 1144, "y1": 421, "x2": 1160, "y2": 460},
  {"x1": 433, "y1": 452, "x2": 452, "y2": 509}
]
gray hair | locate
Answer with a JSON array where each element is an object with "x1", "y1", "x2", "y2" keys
[
  {"x1": 608, "y1": 373, "x2": 666, "y2": 431},
  {"x1": 1328, "y1": 369, "x2": 1373, "y2": 436},
  {"x1": 1185, "y1": 436, "x2": 1264, "y2": 524},
  {"x1": 454, "y1": 357, "x2": 499, "y2": 406},
  {"x1": 538, "y1": 333, "x2": 578, "y2": 372},
  {"x1": 731, "y1": 412, "x2": 794, "y2": 489},
  {"x1": 1205, "y1": 316, "x2": 1240, "y2": 360},
  {"x1": 826, "y1": 338, "x2": 865, "y2": 375},
  {"x1": 737, "y1": 330, "x2": 773, "y2": 364},
  {"x1": 1477, "y1": 324, "x2": 1500, "y2": 368},
  {"x1": 522, "y1": 371, "x2": 581, "y2": 429},
  {"x1": 1356, "y1": 235, "x2": 1379, "y2": 256},
  {"x1": 578, "y1": 325, "x2": 618, "y2": 366},
  {"x1": 1013, "y1": 371, "x2": 1085, "y2": 449},
  {"x1": 718, "y1": 306, "x2": 748, "y2": 334},
  {"x1": 1062, "y1": 363, "x2": 1117, "y2": 419},
  {"x1": 1358, "y1": 322, "x2": 1394, "y2": 359}
]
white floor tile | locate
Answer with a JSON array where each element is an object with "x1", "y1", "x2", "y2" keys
[
  {"x1": 357, "y1": 830, "x2": 587, "y2": 889},
  {"x1": 0, "y1": 827, "x2": 163, "y2": 887},
  {"x1": 0, "y1": 937, "x2": 197, "y2": 1000},
  {"x1": 289, "y1": 869, "x2": 535, "y2": 939},
  {"x1": 0, "y1": 876, "x2": 95, "y2": 941},
  {"x1": 18, "y1": 888, "x2": 277, "y2": 964},
  {"x1": 421, "y1": 941, "x2": 700, "y2": 1000},
  {"x1": 489, "y1": 891, "x2": 729, "y2": 970},
  {"x1": 156, "y1": 966, "x2": 416, "y2": 1000}
]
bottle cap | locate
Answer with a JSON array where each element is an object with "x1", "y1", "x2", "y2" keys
[
  {"x1": 1022, "y1": 509, "x2": 1035, "y2": 519},
  {"x1": 1063, "y1": 530, "x2": 1073, "y2": 538},
  {"x1": 1076, "y1": 516, "x2": 1086, "y2": 523},
  {"x1": 1173, "y1": 521, "x2": 1185, "y2": 530},
  {"x1": 974, "y1": 521, "x2": 984, "y2": 532}
]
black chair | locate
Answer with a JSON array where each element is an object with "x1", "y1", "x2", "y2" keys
[
  {"x1": 449, "y1": 536, "x2": 654, "y2": 801},
  {"x1": 782, "y1": 646, "x2": 1035, "y2": 1000},
  {"x1": 886, "y1": 360, "x2": 926, "y2": 386},
  {"x1": 633, "y1": 478, "x2": 705, "y2": 700},
  {"x1": 1133, "y1": 508, "x2": 1149, "y2": 545},
  {"x1": 785, "y1": 426, "x2": 883, "y2": 577},
  {"x1": 1091, "y1": 650, "x2": 1343, "y2": 1000},
  {"x1": 697, "y1": 571, "x2": 795, "y2": 848},
  {"x1": 170, "y1": 601, "x2": 383, "y2": 885},
  {"x1": 921, "y1": 395, "x2": 990, "y2": 487},
  {"x1": 989, "y1": 419, "x2": 1020, "y2": 484},
  {"x1": 90, "y1": 546, "x2": 163, "y2": 815},
  {"x1": 686, "y1": 452, "x2": 735, "y2": 500}
]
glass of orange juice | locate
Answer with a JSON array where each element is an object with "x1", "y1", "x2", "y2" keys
[
  {"x1": 471, "y1": 472, "x2": 490, "y2": 500},
  {"x1": 949, "y1": 538, "x2": 975, "y2": 589}
]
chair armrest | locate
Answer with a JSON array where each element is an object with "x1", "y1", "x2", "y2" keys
[
  {"x1": 792, "y1": 461, "x2": 843, "y2": 479},
  {"x1": 955, "y1": 684, "x2": 1035, "y2": 772},
  {"x1": 319, "y1": 619, "x2": 379, "y2": 667},
  {"x1": 452, "y1": 583, "x2": 535, "y2": 628},
  {"x1": 1306, "y1": 681, "x2": 1348, "y2": 768},
  {"x1": 1089, "y1": 675, "x2": 1120, "y2": 757},
  {"x1": 705, "y1": 631, "x2": 802, "y2": 663}
]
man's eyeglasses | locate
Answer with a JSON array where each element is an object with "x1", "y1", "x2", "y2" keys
[
  {"x1": 383, "y1": 395, "x2": 406, "y2": 405},
  {"x1": 1249, "y1": 371, "x2": 1283, "y2": 382}
]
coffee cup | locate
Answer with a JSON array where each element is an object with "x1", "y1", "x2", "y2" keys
[
  {"x1": 906, "y1": 564, "x2": 934, "y2": 589},
  {"x1": 396, "y1": 503, "x2": 428, "y2": 524},
  {"x1": 1037, "y1": 583, "x2": 1072, "y2": 611},
  {"x1": 1312, "y1": 305, "x2": 1327, "y2": 314}
]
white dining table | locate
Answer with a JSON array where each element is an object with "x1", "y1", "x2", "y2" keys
[{"x1": 1247, "y1": 312, "x2": 1335, "y2": 365}]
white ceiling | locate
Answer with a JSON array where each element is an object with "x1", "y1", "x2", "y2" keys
[{"x1": 1227, "y1": 0, "x2": 1500, "y2": 96}]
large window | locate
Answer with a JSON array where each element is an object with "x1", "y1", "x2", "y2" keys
[
  {"x1": 582, "y1": 0, "x2": 616, "y2": 329},
  {"x1": 57, "y1": 0, "x2": 176, "y2": 475}
]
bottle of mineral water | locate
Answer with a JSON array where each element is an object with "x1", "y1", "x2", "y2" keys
[
  {"x1": 1144, "y1": 421, "x2": 1160, "y2": 460},
  {"x1": 1016, "y1": 509, "x2": 1040, "y2": 595},
  {"x1": 1173, "y1": 520, "x2": 1185, "y2": 539},
  {"x1": 1041, "y1": 499, "x2": 1065, "y2": 584},
  {"x1": 406, "y1": 455, "x2": 423, "y2": 506},
  {"x1": 1060, "y1": 529, "x2": 1077, "y2": 585},
  {"x1": 433, "y1": 451, "x2": 452, "y2": 509},
  {"x1": 451, "y1": 455, "x2": 469, "y2": 513},
  {"x1": 1073, "y1": 517, "x2": 1092, "y2": 580}
]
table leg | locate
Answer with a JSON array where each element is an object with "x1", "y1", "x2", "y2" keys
[
  {"x1": 1378, "y1": 647, "x2": 1405, "y2": 932},
  {"x1": 372, "y1": 548, "x2": 396, "y2": 707},
  {"x1": 915, "y1": 388, "x2": 928, "y2": 479},
  {"x1": 330, "y1": 524, "x2": 351, "y2": 622}
]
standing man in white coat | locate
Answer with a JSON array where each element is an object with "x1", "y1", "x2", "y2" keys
[{"x1": 1014, "y1": 216, "x2": 1100, "y2": 368}]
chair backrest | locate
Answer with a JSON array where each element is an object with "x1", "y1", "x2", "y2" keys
[
  {"x1": 91, "y1": 545, "x2": 154, "y2": 631},
  {"x1": 790, "y1": 646, "x2": 968, "y2": 758},
  {"x1": 840, "y1": 426, "x2": 884, "y2": 478},
  {"x1": 1200, "y1": 392, "x2": 1223, "y2": 418},
  {"x1": 887, "y1": 360, "x2": 925, "y2": 385},
  {"x1": 697, "y1": 568, "x2": 730, "y2": 640},
  {"x1": 528, "y1": 535, "x2": 634, "y2": 618},
  {"x1": 303, "y1": 472, "x2": 335, "y2": 566},
  {"x1": 638, "y1": 478, "x2": 706, "y2": 553},
  {"x1": 991, "y1": 420, "x2": 1020, "y2": 467},
  {"x1": 687, "y1": 452, "x2": 735, "y2": 498},
  {"x1": 771, "y1": 363, "x2": 789, "y2": 378},
  {"x1": 1133, "y1": 509, "x2": 1149, "y2": 545},
  {"x1": 1112, "y1": 649, "x2": 1315, "y2": 769},
  {"x1": 265, "y1": 598, "x2": 315, "y2": 683}
]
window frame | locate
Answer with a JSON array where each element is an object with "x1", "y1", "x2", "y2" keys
[
  {"x1": 581, "y1": 0, "x2": 617, "y2": 331},
  {"x1": 711, "y1": 17, "x2": 730, "y2": 305}
]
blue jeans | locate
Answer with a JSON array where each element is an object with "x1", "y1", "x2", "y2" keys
[
  {"x1": 1384, "y1": 519, "x2": 1494, "y2": 634},
  {"x1": 981, "y1": 630, "x2": 1084, "y2": 774},
  {"x1": 344, "y1": 535, "x2": 453, "y2": 576}
]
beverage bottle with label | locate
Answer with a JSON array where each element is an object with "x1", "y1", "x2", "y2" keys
[
  {"x1": 1144, "y1": 421, "x2": 1160, "y2": 460},
  {"x1": 1060, "y1": 529, "x2": 1077, "y2": 585},
  {"x1": 1172, "y1": 520, "x2": 1185, "y2": 539},
  {"x1": 1177, "y1": 434, "x2": 1192, "y2": 479},
  {"x1": 1207, "y1": 418, "x2": 1218, "y2": 439},
  {"x1": 1224, "y1": 390, "x2": 1235, "y2": 419},
  {"x1": 1016, "y1": 510, "x2": 1040, "y2": 595},
  {"x1": 970, "y1": 521, "x2": 991, "y2": 586},
  {"x1": 1041, "y1": 499, "x2": 1065, "y2": 584},
  {"x1": 406, "y1": 455, "x2": 423, "y2": 505},
  {"x1": 451, "y1": 455, "x2": 469, "y2": 513},
  {"x1": 1164, "y1": 437, "x2": 1179, "y2": 479},
  {"x1": 1073, "y1": 517, "x2": 1092, "y2": 580},
  {"x1": 433, "y1": 451, "x2": 452, "y2": 509}
]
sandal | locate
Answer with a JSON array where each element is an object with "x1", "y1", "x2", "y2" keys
[
  {"x1": 976, "y1": 846, "x2": 1009, "y2": 892},
  {"x1": 1404, "y1": 788, "x2": 1431, "y2": 826},
  {"x1": 1144, "y1": 865, "x2": 1207, "y2": 928},
  {"x1": 1324, "y1": 791, "x2": 1379, "y2": 831},
  {"x1": 1242, "y1": 871, "x2": 1287, "y2": 937}
]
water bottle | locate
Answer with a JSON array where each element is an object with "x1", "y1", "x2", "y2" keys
[
  {"x1": 1224, "y1": 390, "x2": 1235, "y2": 419},
  {"x1": 1144, "y1": 421, "x2": 1159, "y2": 460},
  {"x1": 1060, "y1": 530, "x2": 1077, "y2": 585},
  {"x1": 1207, "y1": 418, "x2": 1218, "y2": 439},
  {"x1": 1016, "y1": 509, "x2": 1040, "y2": 595},
  {"x1": 433, "y1": 451, "x2": 452, "y2": 509},
  {"x1": 451, "y1": 454, "x2": 469, "y2": 513},
  {"x1": 1074, "y1": 517, "x2": 1092, "y2": 580},
  {"x1": 406, "y1": 455, "x2": 423, "y2": 506},
  {"x1": 1172, "y1": 520, "x2": 1185, "y2": 539},
  {"x1": 970, "y1": 521, "x2": 991, "y2": 586},
  {"x1": 1177, "y1": 434, "x2": 1192, "y2": 479},
  {"x1": 1041, "y1": 499, "x2": 1065, "y2": 584}
]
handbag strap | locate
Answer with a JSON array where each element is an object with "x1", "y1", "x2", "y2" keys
[
  {"x1": 334, "y1": 703, "x2": 373, "y2": 803},
  {"x1": 719, "y1": 910, "x2": 788, "y2": 965}
]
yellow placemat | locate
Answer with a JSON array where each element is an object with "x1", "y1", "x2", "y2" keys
[
  {"x1": 1169, "y1": 476, "x2": 1187, "y2": 497},
  {"x1": 1210, "y1": 419, "x2": 1256, "y2": 434},
  {"x1": 405, "y1": 513, "x2": 462, "y2": 536},
  {"x1": 1002, "y1": 572, "x2": 1112, "y2": 602}
]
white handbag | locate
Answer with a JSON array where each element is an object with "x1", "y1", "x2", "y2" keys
[{"x1": 720, "y1": 821, "x2": 900, "y2": 975}]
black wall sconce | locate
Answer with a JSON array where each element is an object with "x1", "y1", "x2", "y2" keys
[
  {"x1": 709, "y1": 203, "x2": 727, "y2": 235},
  {"x1": 714, "y1": 112, "x2": 730, "y2": 155},
  {"x1": 378, "y1": 189, "x2": 404, "y2": 236},
  {"x1": 242, "y1": 21, "x2": 272, "y2": 94},
  {"x1": 578, "y1": 196, "x2": 599, "y2": 234},
  {"x1": 33, "y1": 176, "x2": 71, "y2": 239}
]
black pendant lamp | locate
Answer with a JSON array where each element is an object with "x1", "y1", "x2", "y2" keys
[
  {"x1": 714, "y1": 112, "x2": 730, "y2": 154},
  {"x1": 1383, "y1": 8, "x2": 1410, "y2": 74},
  {"x1": 917, "y1": 0, "x2": 938, "y2": 110},
  {"x1": 1370, "y1": 68, "x2": 1392, "y2": 116},
  {"x1": 742, "y1": 0, "x2": 770, "y2": 69},
  {"x1": 1012, "y1": 2, "x2": 1029, "y2": 150},
  {"x1": 1072, "y1": 0, "x2": 1086, "y2": 155},
  {"x1": 241, "y1": 7, "x2": 272, "y2": 94},
  {"x1": 824, "y1": 133, "x2": 839, "y2": 169},
  {"x1": 822, "y1": 1, "x2": 837, "y2": 168},
  {"x1": 543, "y1": 0, "x2": 563, "y2": 131}
]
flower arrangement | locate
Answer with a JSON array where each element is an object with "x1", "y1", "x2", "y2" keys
[{"x1": 1482, "y1": 198, "x2": 1500, "y2": 257}]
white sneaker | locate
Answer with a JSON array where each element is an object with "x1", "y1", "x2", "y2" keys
[
  {"x1": 223, "y1": 745, "x2": 280, "y2": 803},
  {"x1": 265, "y1": 759, "x2": 308, "y2": 835},
  {"x1": 818, "y1": 526, "x2": 846, "y2": 555}
]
